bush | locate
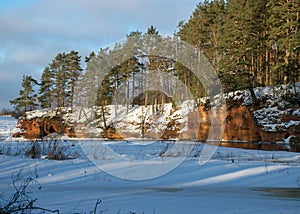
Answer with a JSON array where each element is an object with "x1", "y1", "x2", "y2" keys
[
  {"x1": 282, "y1": 91, "x2": 300, "y2": 105},
  {"x1": 46, "y1": 140, "x2": 66, "y2": 160},
  {"x1": 25, "y1": 141, "x2": 41, "y2": 159},
  {"x1": 0, "y1": 177, "x2": 59, "y2": 213}
]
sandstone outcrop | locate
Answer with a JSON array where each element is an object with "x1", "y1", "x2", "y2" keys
[{"x1": 13, "y1": 104, "x2": 300, "y2": 152}]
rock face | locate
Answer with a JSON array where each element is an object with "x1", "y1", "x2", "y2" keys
[
  {"x1": 12, "y1": 83, "x2": 300, "y2": 151},
  {"x1": 13, "y1": 105, "x2": 300, "y2": 148},
  {"x1": 180, "y1": 105, "x2": 262, "y2": 142},
  {"x1": 187, "y1": 105, "x2": 299, "y2": 143},
  {"x1": 13, "y1": 116, "x2": 72, "y2": 139}
]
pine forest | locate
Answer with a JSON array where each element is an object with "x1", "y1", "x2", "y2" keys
[{"x1": 10, "y1": 0, "x2": 300, "y2": 115}]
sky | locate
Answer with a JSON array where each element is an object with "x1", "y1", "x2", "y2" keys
[{"x1": 0, "y1": 0, "x2": 199, "y2": 109}]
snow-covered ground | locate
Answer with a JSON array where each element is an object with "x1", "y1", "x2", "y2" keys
[
  {"x1": 1, "y1": 116, "x2": 300, "y2": 213},
  {"x1": 0, "y1": 116, "x2": 19, "y2": 141}
]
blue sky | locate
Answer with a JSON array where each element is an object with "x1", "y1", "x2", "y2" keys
[
  {"x1": 0, "y1": 0, "x2": 199, "y2": 109},
  {"x1": 0, "y1": 0, "x2": 38, "y2": 10}
]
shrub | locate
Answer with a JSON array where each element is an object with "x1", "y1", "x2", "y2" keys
[
  {"x1": 0, "y1": 177, "x2": 59, "y2": 213},
  {"x1": 25, "y1": 141, "x2": 41, "y2": 159},
  {"x1": 46, "y1": 140, "x2": 66, "y2": 160}
]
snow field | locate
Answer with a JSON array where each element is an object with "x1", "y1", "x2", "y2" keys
[{"x1": 1, "y1": 139, "x2": 300, "y2": 213}]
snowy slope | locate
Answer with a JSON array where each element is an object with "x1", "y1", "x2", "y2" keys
[
  {"x1": 21, "y1": 101, "x2": 196, "y2": 139},
  {"x1": 19, "y1": 83, "x2": 300, "y2": 142},
  {"x1": 227, "y1": 83, "x2": 300, "y2": 133}
]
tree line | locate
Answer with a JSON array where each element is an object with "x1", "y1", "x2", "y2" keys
[
  {"x1": 179, "y1": 0, "x2": 299, "y2": 92},
  {"x1": 10, "y1": 0, "x2": 299, "y2": 116},
  {"x1": 10, "y1": 51, "x2": 82, "y2": 115}
]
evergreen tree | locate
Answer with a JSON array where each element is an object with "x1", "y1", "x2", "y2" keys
[
  {"x1": 177, "y1": 0, "x2": 225, "y2": 100},
  {"x1": 178, "y1": 0, "x2": 299, "y2": 92},
  {"x1": 220, "y1": 0, "x2": 261, "y2": 91},
  {"x1": 94, "y1": 48, "x2": 114, "y2": 106},
  {"x1": 10, "y1": 75, "x2": 38, "y2": 115},
  {"x1": 49, "y1": 52, "x2": 67, "y2": 109},
  {"x1": 65, "y1": 51, "x2": 82, "y2": 109},
  {"x1": 47, "y1": 51, "x2": 82, "y2": 110},
  {"x1": 267, "y1": 0, "x2": 300, "y2": 85},
  {"x1": 39, "y1": 66, "x2": 55, "y2": 108},
  {"x1": 179, "y1": 0, "x2": 225, "y2": 67},
  {"x1": 81, "y1": 51, "x2": 99, "y2": 107},
  {"x1": 147, "y1": 25, "x2": 159, "y2": 35}
]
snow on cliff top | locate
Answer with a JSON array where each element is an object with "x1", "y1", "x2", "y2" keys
[
  {"x1": 224, "y1": 83, "x2": 300, "y2": 132},
  {"x1": 22, "y1": 83, "x2": 300, "y2": 136}
]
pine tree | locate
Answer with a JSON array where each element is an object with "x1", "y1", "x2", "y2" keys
[
  {"x1": 179, "y1": 0, "x2": 226, "y2": 67},
  {"x1": 267, "y1": 0, "x2": 300, "y2": 85},
  {"x1": 10, "y1": 75, "x2": 38, "y2": 115},
  {"x1": 39, "y1": 66, "x2": 55, "y2": 108},
  {"x1": 46, "y1": 51, "x2": 82, "y2": 110},
  {"x1": 48, "y1": 52, "x2": 67, "y2": 109},
  {"x1": 177, "y1": 0, "x2": 225, "y2": 100},
  {"x1": 177, "y1": 0, "x2": 300, "y2": 94},
  {"x1": 65, "y1": 51, "x2": 82, "y2": 109},
  {"x1": 94, "y1": 48, "x2": 115, "y2": 106},
  {"x1": 81, "y1": 51, "x2": 99, "y2": 107},
  {"x1": 217, "y1": 0, "x2": 269, "y2": 95},
  {"x1": 147, "y1": 25, "x2": 159, "y2": 35}
]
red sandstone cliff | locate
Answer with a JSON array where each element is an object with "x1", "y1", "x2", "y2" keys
[
  {"x1": 12, "y1": 84, "x2": 300, "y2": 151},
  {"x1": 13, "y1": 104, "x2": 300, "y2": 149}
]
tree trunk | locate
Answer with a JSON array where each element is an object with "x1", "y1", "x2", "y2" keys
[{"x1": 101, "y1": 102, "x2": 108, "y2": 130}]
